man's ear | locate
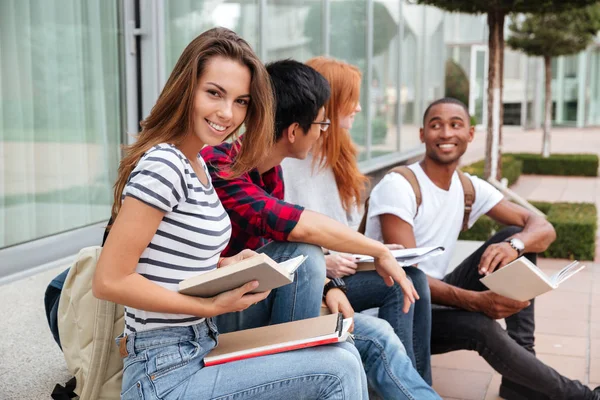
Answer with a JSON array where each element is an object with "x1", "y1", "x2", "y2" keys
[
  {"x1": 419, "y1": 127, "x2": 425, "y2": 143},
  {"x1": 284, "y1": 123, "x2": 300, "y2": 143},
  {"x1": 468, "y1": 124, "x2": 475, "y2": 143}
]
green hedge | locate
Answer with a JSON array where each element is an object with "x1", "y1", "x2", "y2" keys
[
  {"x1": 507, "y1": 153, "x2": 599, "y2": 177},
  {"x1": 462, "y1": 155, "x2": 523, "y2": 187},
  {"x1": 459, "y1": 201, "x2": 597, "y2": 260}
]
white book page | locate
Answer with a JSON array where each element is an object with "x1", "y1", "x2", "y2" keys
[
  {"x1": 549, "y1": 261, "x2": 585, "y2": 286},
  {"x1": 278, "y1": 255, "x2": 308, "y2": 276},
  {"x1": 352, "y1": 246, "x2": 444, "y2": 264}
]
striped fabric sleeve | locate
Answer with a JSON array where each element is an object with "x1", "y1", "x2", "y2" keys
[{"x1": 124, "y1": 149, "x2": 187, "y2": 212}]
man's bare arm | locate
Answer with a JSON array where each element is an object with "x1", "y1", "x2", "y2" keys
[
  {"x1": 486, "y1": 199, "x2": 556, "y2": 254},
  {"x1": 379, "y1": 213, "x2": 529, "y2": 318},
  {"x1": 479, "y1": 200, "x2": 556, "y2": 274}
]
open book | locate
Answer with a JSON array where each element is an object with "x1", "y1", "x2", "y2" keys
[
  {"x1": 204, "y1": 313, "x2": 353, "y2": 366},
  {"x1": 178, "y1": 253, "x2": 307, "y2": 297},
  {"x1": 480, "y1": 258, "x2": 585, "y2": 301},
  {"x1": 352, "y1": 246, "x2": 445, "y2": 272}
]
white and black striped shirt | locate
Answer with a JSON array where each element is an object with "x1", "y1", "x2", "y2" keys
[{"x1": 123, "y1": 144, "x2": 231, "y2": 334}]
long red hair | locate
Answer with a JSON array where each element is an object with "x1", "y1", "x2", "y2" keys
[{"x1": 306, "y1": 57, "x2": 368, "y2": 212}]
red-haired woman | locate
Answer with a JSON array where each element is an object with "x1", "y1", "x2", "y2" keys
[{"x1": 283, "y1": 56, "x2": 434, "y2": 386}]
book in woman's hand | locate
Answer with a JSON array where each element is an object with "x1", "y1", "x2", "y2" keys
[
  {"x1": 178, "y1": 253, "x2": 307, "y2": 297},
  {"x1": 480, "y1": 258, "x2": 585, "y2": 301},
  {"x1": 204, "y1": 313, "x2": 353, "y2": 366}
]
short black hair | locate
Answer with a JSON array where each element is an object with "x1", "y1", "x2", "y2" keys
[
  {"x1": 266, "y1": 59, "x2": 331, "y2": 141},
  {"x1": 422, "y1": 97, "x2": 469, "y2": 126}
]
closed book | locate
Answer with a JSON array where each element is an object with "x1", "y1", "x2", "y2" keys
[
  {"x1": 352, "y1": 246, "x2": 445, "y2": 272},
  {"x1": 480, "y1": 258, "x2": 585, "y2": 301},
  {"x1": 178, "y1": 253, "x2": 307, "y2": 297},
  {"x1": 204, "y1": 313, "x2": 352, "y2": 366}
]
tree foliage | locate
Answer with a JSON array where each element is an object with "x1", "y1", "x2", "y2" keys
[
  {"x1": 445, "y1": 59, "x2": 470, "y2": 107},
  {"x1": 507, "y1": 4, "x2": 600, "y2": 58},
  {"x1": 417, "y1": 0, "x2": 599, "y2": 15}
]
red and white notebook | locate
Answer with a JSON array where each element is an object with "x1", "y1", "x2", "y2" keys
[{"x1": 204, "y1": 313, "x2": 352, "y2": 366}]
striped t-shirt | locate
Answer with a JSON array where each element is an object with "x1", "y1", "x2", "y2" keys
[{"x1": 123, "y1": 143, "x2": 231, "y2": 334}]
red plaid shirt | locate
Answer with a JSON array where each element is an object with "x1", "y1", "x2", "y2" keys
[{"x1": 201, "y1": 142, "x2": 304, "y2": 257}]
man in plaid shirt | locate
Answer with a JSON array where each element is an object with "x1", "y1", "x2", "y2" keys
[{"x1": 202, "y1": 60, "x2": 442, "y2": 399}]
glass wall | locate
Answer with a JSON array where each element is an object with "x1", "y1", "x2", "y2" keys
[
  {"x1": 265, "y1": 0, "x2": 323, "y2": 62},
  {"x1": 0, "y1": 0, "x2": 121, "y2": 249},
  {"x1": 160, "y1": 0, "x2": 442, "y2": 165},
  {"x1": 588, "y1": 48, "x2": 600, "y2": 126},
  {"x1": 329, "y1": 0, "x2": 369, "y2": 158},
  {"x1": 1, "y1": 0, "x2": 450, "y2": 258},
  {"x1": 371, "y1": 1, "x2": 401, "y2": 158},
  {"x1": 164, "y1": 1, "x2": 260, "y2": 75}
]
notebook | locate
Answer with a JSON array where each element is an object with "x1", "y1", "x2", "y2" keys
[
  {"x1": 178, "y1": 253, "x2": 307, "y2": 297},
  {"x1": 204, "y1": 313, "x2": 353, "y2": 366},
  {"x1": 352, "y1": 246, "x2": 445, "y2": 272},
  {"x1": 480, "y1": 258, "x2": 585, "y2": 301}
]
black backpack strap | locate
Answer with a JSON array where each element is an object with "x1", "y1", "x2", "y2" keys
[{"x1": 51, "y1": 377, "x2": 77, "y2": 399}]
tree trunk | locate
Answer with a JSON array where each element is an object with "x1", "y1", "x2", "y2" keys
[
  {"x1": 497, "y1": 15, "x2": 505, "y2": 180},
  {"x1": 484, "y1": 9, "x2": 506, "y2": 181},
  {"x1": 542, "y1": 55, "x2": 552, "y2": 158}
]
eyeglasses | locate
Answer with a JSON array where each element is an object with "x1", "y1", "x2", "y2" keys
[{"x1": 311, "y1": 118, "x2": 331, "y2": 132}]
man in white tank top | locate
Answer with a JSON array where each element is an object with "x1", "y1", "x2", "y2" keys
[{"x1": 365, "y1": 98, "x2": 600, "y2": 400}]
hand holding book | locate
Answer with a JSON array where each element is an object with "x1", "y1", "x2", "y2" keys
[{"x1": 480, "y1": 257, "x2": 586, "y2": 302}]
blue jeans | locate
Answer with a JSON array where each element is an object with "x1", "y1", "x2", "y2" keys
[
  {"x1": 118, "y1": 319, "x2": 368, "y2": 399},
  {"x1": 353, "y1": 313, "x2": 441, "y2": 400},
  {"x1": 215, "y1": 241, "x2": 326, "y2": 332},
  {"x1": 343, "y1": 267, "x2": 433, "y2": 384}
]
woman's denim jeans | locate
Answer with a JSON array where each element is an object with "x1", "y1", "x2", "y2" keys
[{"x1": 118, "y1": 319, "x2": 368, "y2": 399}]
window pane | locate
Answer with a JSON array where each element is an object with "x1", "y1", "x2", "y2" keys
[
  {"x1": 371, "y1": 1, "x2": 399, "y2": 157},
  {"x1": 266, "y1": 0, "x2": 322, "y2": 62},
  {"x1": 0, "y1": 0, "x2": 121, "y2": 248},
  {"x1": 164, "y1": 1, "x2": 260, "y2": 74},
  {"x1": 329, "y1": 0, "x2": 368, "y2": 160},
  {"x1": 589, "y1": 48, "x2": 600, "y2": 125}
]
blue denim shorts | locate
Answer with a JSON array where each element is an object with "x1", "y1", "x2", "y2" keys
[{"x1": 117, "y1": 319, "x2": 219, "y2": 399}]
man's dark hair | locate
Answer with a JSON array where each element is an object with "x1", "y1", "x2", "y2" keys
[
  {"x1": 422, "y1": 97, "x2": 470, "y2": 126},
  {"x1": 266, "y1": 59, "x2": 331, "y2": 141}
]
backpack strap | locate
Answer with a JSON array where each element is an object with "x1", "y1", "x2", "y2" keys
[
  {"x1": 457, "y1": 170, "x2": 476, "y2": 232},
  {"x1": 387, "y1": 166, "x2": 422, "y2": 214},
  {"x1": 357, "y1": 166, "x2": 422, "y2": 234}
]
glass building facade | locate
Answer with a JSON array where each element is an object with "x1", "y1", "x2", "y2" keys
[
  {"x1": 0, "y1": 0, "x2": 445, "y2": 276},
  {"x1": 1, "y1": 1, "x2": 597, "y2": 277}
]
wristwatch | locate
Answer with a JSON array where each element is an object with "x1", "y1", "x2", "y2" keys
[
  {"x1": 323, "y1": 278, "x2": 347, "y2": 299},
  {"x1": 505, "y1": 237, "x2": 525, "y2": 257}
]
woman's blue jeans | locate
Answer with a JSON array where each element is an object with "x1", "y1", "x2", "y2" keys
[{"x1": 118, "y1": 319, "x2": 368, "y2": 399}]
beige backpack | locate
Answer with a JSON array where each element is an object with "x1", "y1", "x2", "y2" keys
[
  {"x1": 56, "y1": 246, "x2": 124, "y2": 399},
  {"x1": 358, "y1": 166, "x2": 476, "y2": 234}
]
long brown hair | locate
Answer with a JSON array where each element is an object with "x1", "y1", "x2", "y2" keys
[
  {"x1": 111, "y1": 27, "x2": 274, "y2": 222},
  {"x1": 306, "y1": 56, "x2": 368, "y2": 212}
]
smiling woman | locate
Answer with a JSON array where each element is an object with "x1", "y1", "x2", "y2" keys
[{"x1": 90, "y1": 27, "x2": 368, "y2": 400}]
